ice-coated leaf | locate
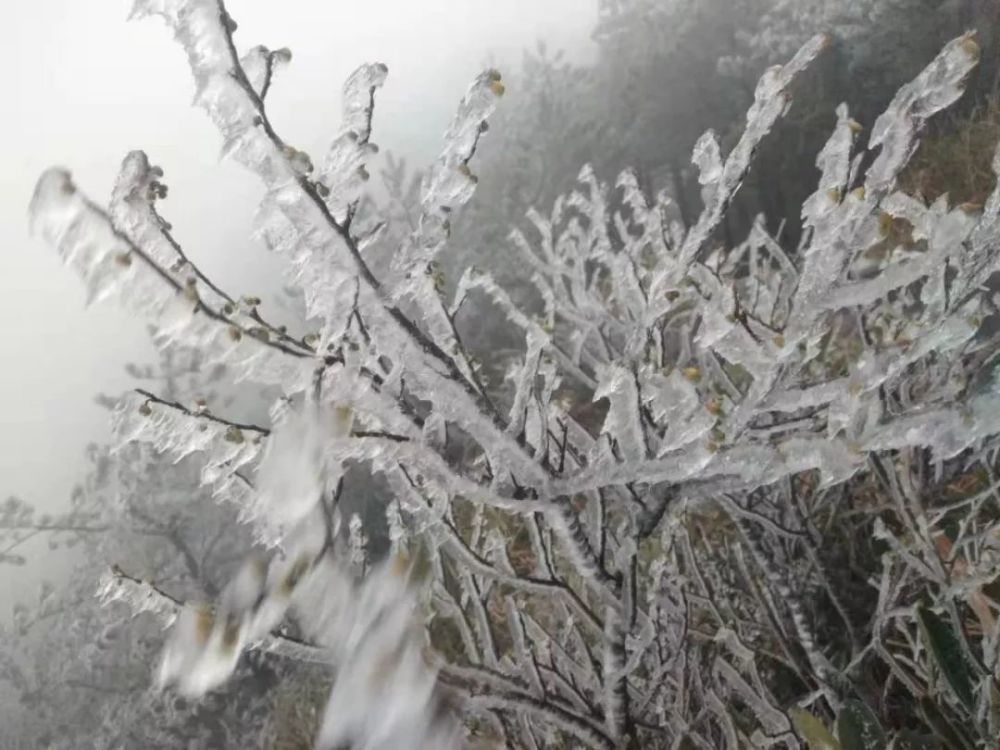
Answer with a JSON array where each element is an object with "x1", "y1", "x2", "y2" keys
[
  {"x1": 917, "y1": 606, "x2": 974, "y2": 710},
  {"x1": 836, "y1": 700, "x2": 887, "y2": 750}
]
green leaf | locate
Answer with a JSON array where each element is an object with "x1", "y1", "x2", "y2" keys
[
  {"x1": 791, "y1": 708, "x2": 842, "y2": 750},
  {"x1": 836, "y1": 700, "x2": 887, "y2": 750},
  {"x1": 917, "y1": 606, "x2": 974, "y2": 709},
  {"x1": 918, "y1": 696, "x2": 974, "y2": 750}
]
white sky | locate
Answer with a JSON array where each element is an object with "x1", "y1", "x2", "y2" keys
[{"x1": 0, "y1": 0, "x2": 596, "y2": 608}]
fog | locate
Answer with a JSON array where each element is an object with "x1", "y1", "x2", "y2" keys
[
  {"x1": 1, "y1": 0, "x2": 595, "y2": 608},
  {"x1": 10, "y1": 1, "x2": 1000, "y2": 746}
]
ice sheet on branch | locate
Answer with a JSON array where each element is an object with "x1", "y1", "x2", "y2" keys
[
  {"x1": 111, "y1": 391, "x2": 263, "y2": 510},
  {"x1": 30, "y1": 169, "x2": 316, "y2": 392},
  {"x1": 319, "y1": 62, "x2": 387, "y2": 220}
]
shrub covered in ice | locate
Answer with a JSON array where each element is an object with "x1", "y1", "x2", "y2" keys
[{"x1": 29, "y1": 1, "x2": 1000, "y2": 746}]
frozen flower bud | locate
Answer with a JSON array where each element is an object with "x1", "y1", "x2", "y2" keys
[
  {"x1": 195, "y1": 607, "x2": 215, "y2": 645},
  {"x1": 280, "y1": 555, "x2": 312, "y2": 595},
  {"x1": 282, "y1": 145, "x2": 314, "y2": 175},
  {"x1": 456, "y1": 163, "x2": 478, "y2": 183},
  {"x1": 960, "y1": 33, "x2": 981, "y2": 61}
]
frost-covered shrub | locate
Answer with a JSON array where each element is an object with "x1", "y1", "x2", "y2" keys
[{"x1": 29, "y1": 0, "x2": 1000, "y2": 747}]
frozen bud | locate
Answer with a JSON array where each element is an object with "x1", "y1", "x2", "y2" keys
[
  {"x1": 878, "y1": 211, "x2": 895, "y2": 236},
  {"x1": 280, "y1": 555, "x2": 312, "y2": 595},
  {"x1": 960, "y1": 33, "x2": 981, "y2": 61},
  {"x1": 332, "y1": 404, "x2": 354, "y2": 437},
  {"x1": 456, "y1": 163, "x2": 478, "y2": 183},
  {"x1": 282, "y1": 145, "x2": 314, "y2": 175},
  {"x1": 195, "y1": 607, "x2": 214, "y2": 645},
  {"x1": 682, "y1": 366, "x2": 701, "y2": 382},
  {"x1": 224, "y1": 426, "x2": 244, "y2": 444},
  {"x1": 221, "y1": 615, "x2": 241, "y2": 651}
]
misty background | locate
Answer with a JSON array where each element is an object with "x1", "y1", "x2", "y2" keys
[
  {"x1": 0, "y1": 0, "x2": 596, "y2": 610},
  {"x1": 7, "y1": 0, "x2": 1000, "y2": 745}
]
